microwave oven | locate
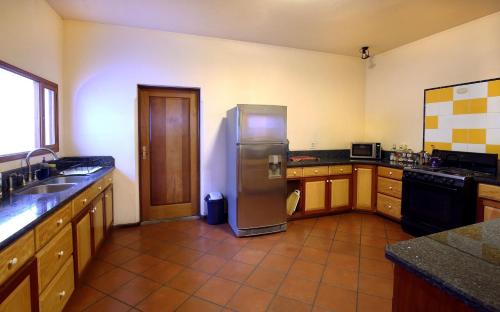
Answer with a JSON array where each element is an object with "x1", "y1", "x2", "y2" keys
[{"x1": 350, "y1": 143, "x2": 381, "y2": 159}]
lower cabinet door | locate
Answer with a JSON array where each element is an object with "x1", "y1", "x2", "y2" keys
[
  {"x1": 0, "y1": 259, "x2": 38, "y2": 312},
  {"x1": 39, "y1": 257, "x2": 74, "y2": 312},
  {"x1": 330, "y1": 177, "x2": 351, "y2": 210},
  {"x1": 304, "y1": 179, "x2": 327, "y2": 212},
  {"x1": 105, "y1": 187, "x2": 113, "y2": 232},
  {"x1": 354, "y1": 166, "x2": 375, "y2": 211},
  {"x1": 92, "y1": 196, "x2": 105, "y2": 252},
  {"x1": 484, "y1": 204, "x2": 500, "y2": 221},
  {"x1": 75, "y1": 213, "x2": 92, "y2": 277},
  {"x1": 0, "y1": 276, "x2": 32, "y2": 312}
]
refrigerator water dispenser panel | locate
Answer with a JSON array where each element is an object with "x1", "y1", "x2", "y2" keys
[{"x1": 268, "y1": 155, "x2": 282, "y2": 179}]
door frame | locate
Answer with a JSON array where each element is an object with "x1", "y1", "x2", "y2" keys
[{"x1": 137, "y1": 85, "x2": 201, "y2": 222}]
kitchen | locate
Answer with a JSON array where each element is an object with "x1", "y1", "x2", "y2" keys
[{"x1": 1, "y1": 0, "x2": 500, "y2": 311}]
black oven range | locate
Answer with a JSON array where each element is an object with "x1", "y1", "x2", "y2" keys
[{"x1": 401, "y1": 150, "x2": 498, "y2": 236}]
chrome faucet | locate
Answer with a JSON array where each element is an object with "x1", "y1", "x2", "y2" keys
[{"x1": 25, "y1": 148, "x2": 59, "y2": 182}]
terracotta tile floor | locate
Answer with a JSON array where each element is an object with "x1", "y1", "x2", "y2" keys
[{"x1": 64, "y1": 213, "x2": 412, "y2": 312}]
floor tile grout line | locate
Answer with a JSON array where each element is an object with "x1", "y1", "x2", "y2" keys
[{"x1": 75, "y1": 214, "x2": 400, "y2": 312}]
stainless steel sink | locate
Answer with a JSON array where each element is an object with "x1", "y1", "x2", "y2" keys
[
  {"x1": 16, "y1": 183, "x2": 77, "y2": 195},
  {"x1": 44, "y1": 176, "x2": 88, "y2": 184}
]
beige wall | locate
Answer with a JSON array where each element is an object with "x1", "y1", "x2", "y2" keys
[
  {"x1": 0, "y1": 0, "x2": 64, "y2": 171},
  {"x1": 364, "y1": 11, "x2": 500, "y2": 151},
  {"x1": 63, "y1": 20, "x2": 365, "y2": 224}
]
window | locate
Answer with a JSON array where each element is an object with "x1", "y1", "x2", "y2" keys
[{"x1": 0, "y1": 60, "x2": 58, "y2": 162}]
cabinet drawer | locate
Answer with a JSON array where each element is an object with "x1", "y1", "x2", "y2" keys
[
  {"x1": 484, "y1": 205, "x2": 500, "y2": 221},
  {"x1": 303, "y1": 166, "x2": 328, "y2": 177},
  {"x1": 377, "y1": 177, "x2": 402, "y2": 198},
  {"x1": 329, "y1": 165, "x2": 352, "y2": 175},
  {"x1": 37, "y1": 224, "x2": 73, "y2": 293},
  {"x1": 103, "y1": 171, "x2": 113, "y2": 188},
  {"x1": 478, "y1": 183, "x2": 500, "y2": 202},
  {"x1": 39, "y1": 257, "x2": 74, "y2": 312},
  {"x1": 88, "y1": 181, "x2": 105, "y2": 201},
  {"x1": 287, "y1": 168, "x2": 303, "y2": 178},
  {"x1": 35, "y1": 203, "x2": 71, "y2": 250},
  {"x1": 0, "y1": 231, "x2": 35, "y2": 285},
  {"x1": 72, "y1": 190, "x2": 89, "y2": 217},
  {"x1": 378, "y1": 167, "x2": 403, "y2": 180},
  {"x1": 377, "y1": 193, "x2": 401, "y2": 220}
]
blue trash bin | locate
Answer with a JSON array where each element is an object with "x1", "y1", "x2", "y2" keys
[{"x1": 205, "y1": 192, "x2": 226, "y2": 225}]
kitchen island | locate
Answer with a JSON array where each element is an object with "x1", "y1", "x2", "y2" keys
[{"x1": 386, "y1": 219, "x2": 500, "y2": 312}]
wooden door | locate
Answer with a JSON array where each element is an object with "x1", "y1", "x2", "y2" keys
[
  {"x1": 330, "y1": 176, "x2": 352, "y2": 211},
  {"x1": 139, "y1": 87, "x2": 200, "y2": 221},
  {"x1": 91, "y1": 196, "x2": 104, "y2": 252},
  {"x1": 0, "y1": 277, "x2": 31, "y2": 312},
  {"x1": 353, "y1": 165, "x2": 376, "y2": 211},
  {"x1": 74, "y1": 213, "x2": 91, "y2": 277},
  {"x1": 0, "y1": 259, "x2": 38, "y2": 312},
  {"x1": 104, "y1": 187, "x2": 113, "y2": 232},
  {"x1": 304, "y1": 178, "x2": 327, "y2": 212}
]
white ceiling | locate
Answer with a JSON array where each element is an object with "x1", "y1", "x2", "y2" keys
[{"x1": 47, "y1": 0, "x2": 500, "y2": 56}]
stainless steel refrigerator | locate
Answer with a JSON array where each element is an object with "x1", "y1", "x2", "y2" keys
[{"x1": 226, "y1": 104, "x2": 288, "y2": 237}]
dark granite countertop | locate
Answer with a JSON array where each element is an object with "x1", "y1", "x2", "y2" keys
[
  {"x1": 0, "y1": 164, "x2": 113, "y2": 250},
  {"x1": 287, "y1": 158, "x2": 408, "y2": 169},
  {"x1": 386, "y1": 219, "x2": 500, "y2": 312},
  {"x1": 475, "y1": 173, "x2": 500, "y2": 186}
]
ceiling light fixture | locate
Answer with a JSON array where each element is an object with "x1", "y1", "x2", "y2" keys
[{"x1": 360, "y1": 46, "x2": 370, "y2": 59}]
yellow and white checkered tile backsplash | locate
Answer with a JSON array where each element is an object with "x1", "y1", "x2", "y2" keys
[{"x1": 424, "y1": 79, "x2": 500, "y2": 158}]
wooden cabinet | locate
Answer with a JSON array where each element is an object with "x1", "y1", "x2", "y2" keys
[
  {"x1": 376, "y1": 166, "x2": 402, "y2": 221},
  {"x1": 0, "y1": 169, "x2": 114, "y2": 312},
  {"x1": 36, "y1": 225, "x2": 73, "y2": 293},
  {"x1": 286, "y1": 168, "x2": 303, "y2": 179},
  {"x1": 304, "y1": 178, "x2": 327, "y2": 212},
  {"x1": 35, "y1": 203, "x2": 71, "y2": 251},
  {"x1": 303, "y1": 166, "x2": 329, "y2": 177},
  {"x1": 330, "y1": 176, "x2": 351, "y2": 211},
  {"x1": 0, "y1": 259, "x2": 38, "y2": 312},
  {"x1": 477, "y1": 183, "x2": 500, "y2": 222},
  {"x1": 0, "y1": 231, "x2": 35, "y2": 286},
  {"x1": 377, "y1": 193, "x2": 401, "y2": 220},
  {"x1": 303, "y1": 166, "x2": 352, "y2": 214},
  {"x1": 104, "y1": 187, "x2": 113, "y2": 232},
  {"x1": 73, "y1": 212, "x2": 92, "y2": 277},
  {"x1": 353, "y1": 165, "x2": 376, "y2": 211},
  {"x1": 39, "y1": 257, "x2": 74, "y2": 312},
  {"x1": 91, "y1": 194, "x2": 105, "y2": 252}
]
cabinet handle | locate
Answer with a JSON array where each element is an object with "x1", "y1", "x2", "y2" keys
[
  {"x1": 83, "y1": 198, "x2": 87, "y2": 204},
  {"x1": 58, "y1": 290, "x2": 66, "y2": 298},
  {"x1": 340, "y1": 168, "x2": 344, "y2": 172},
  {"x1": 389, "y1": 186, "x2": 393, "y2": 190},
  {"x1": 98, "y1": 186, "x2": 102, "y2": 191},
  {"x1": 56, "y1": 218, "x2": 63, "y2": 226},
  {"x1": 387, "y1": 205, "x2": 392, "y2": 209},
  {"x1": 91, "y1": 207, "x2": 96, "y2": 213},
  {"x1": 8, "y1": 257, "x2": 18, "y2": 267},
  {"x1": 389, "y1": 171, "x2": 393, "y2": 175},
  {"x1": 354, "y1": 168, "x2": 358, "y2": 171},
  {"x1": 57, "y1": 250, "x2": 64, "y2": 257},
  {"x1": 314, "y1": 170, "x2": 318, "y2": 173}
]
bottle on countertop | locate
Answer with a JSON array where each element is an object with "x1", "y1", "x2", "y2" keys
[{"x1": 390, "y1": 144, "x2": 396, "y2": 162}]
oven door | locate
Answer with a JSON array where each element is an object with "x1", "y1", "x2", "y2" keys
[{"x1": 401, "y1": 177, "x2": 466, "y2": 235}]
